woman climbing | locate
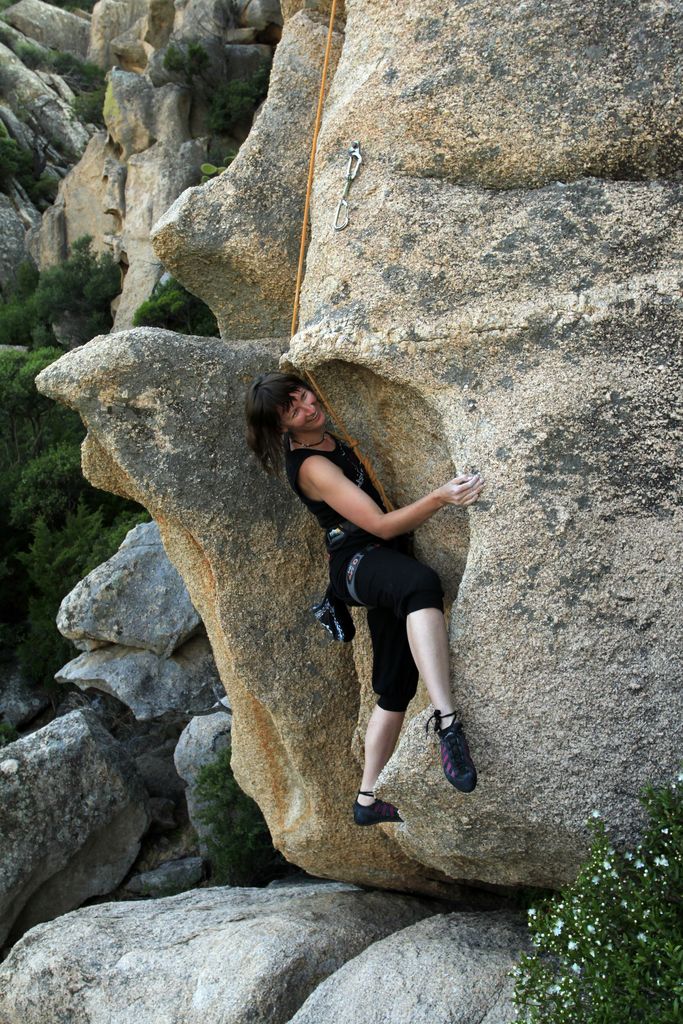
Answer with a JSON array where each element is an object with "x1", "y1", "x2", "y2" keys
[{"x1": 245, "y1": 372, "x2": 485, "y2": 826}]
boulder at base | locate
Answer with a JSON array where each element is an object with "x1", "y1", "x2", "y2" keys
[
  {"x1": 0, "y1": 709, "x2": 150, "y2": 948},
  {"x1": 289, "y1": 910, "x2": 530, "y2": 1024},
  {"x1": 0, "y1": 882, "x2": 437, "y2": 1023}
]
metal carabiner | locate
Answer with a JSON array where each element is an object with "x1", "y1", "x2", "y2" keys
[{"x1": 333, "y1": 197, "x2": 349, "y2": 231}]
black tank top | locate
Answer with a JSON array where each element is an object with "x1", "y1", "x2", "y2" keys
[{"x1": 284, "y1": 434, "x2": 387, "y2": 530}]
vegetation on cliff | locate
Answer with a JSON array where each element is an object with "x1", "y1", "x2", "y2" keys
[
  {"x1": 194, "y1": 745, "x2": 292, "y2": 886},
  {"x1": 133, "y1": 276, "x2": 218, "y2": 337},
  {"x1": 0, "y1": 240, "x2": 147, "y2": 690},
  {"x1": 0, "y1": 236, "x2": 119, "y2": 348},
  {"x1": 514, "y1": 776, "x2": 683, "y2": 1023}
]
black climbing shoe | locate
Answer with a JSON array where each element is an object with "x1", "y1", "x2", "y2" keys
[
  {"x1": 425, "y1": 710, "x2": 477, "y2": 793},
  {"x1": 353, "y1": 790, "x2": 403, "y2": 826}
]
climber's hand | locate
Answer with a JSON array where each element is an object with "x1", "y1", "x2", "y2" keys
[{"x1": 436, "y1": 473, "x2": 485, "y2": 508}]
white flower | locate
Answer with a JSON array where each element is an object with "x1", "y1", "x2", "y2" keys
[
  {"x1": 624, "y1": 851, "x2": 634, "y2": 860},
  {"x1": 654, "y1": 856, "x2": 669, "y2": 867},
  {"x1": 586, "y1": 924, "x2": 596, "y2": 934},
  {"x1": 547, "y1": 984, "x2": 561, "y2": 995},
  {"x1": 568, "y1": 940, "x2": 578, "y2": 950},
  {"x1": 621, "y1": 900, "x2": 628, "y2": 909},
  {"x1": 590, "y1": 809, "x2": 601, "y2": 818},
  {"x1": 592, "y1": 875, "x2": 600, "y2": 883},
  {"x1": 635, "y1": 859, "x2": 645, "y2": 869},
  {"x1": 528, "y1": 908, "x2": 537, "y2": 918},
  {"x1": 553, "y1": 919, "x2": 564, "y2": 935},
  {"x1": 603, "y1": 859, "x2": 611, "y2": 870},
  {"x1": 571, "y1": 963, "x2": 582, "y2": 975},
  {"x1": 637, "y1": 932, "x2": 647, "y2": 943}
]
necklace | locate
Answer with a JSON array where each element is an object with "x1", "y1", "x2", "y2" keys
[{"x1": 291, "y1": 430, "x2": 328, "y2": 449}]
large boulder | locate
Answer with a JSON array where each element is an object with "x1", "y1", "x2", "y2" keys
[
  {"x1": 151, "y1": 10, "x2": 343, "y2": 340},
  {"x1": 55, "y1": 634, "x2": 220, "y2": 719},
  {"x1": 57, "y1": 521, "x2": 201, "y2": 656},
  {"x1": 0, "y1": 709, "x2": 150, "y2": 948},
  {"x1": 285, "y1": 0, "x2": 683, "y2": 887},
  {"x1": 0, "y1": 660, "x2": 49, "y2": 728},
  {"x1": 0, "y1": 882, "x2": 436, "y2": 1023},
  {"x1": 3, "y1": 0, "x2": 90, "y2": 59},
  {"x1": 289, "y1": 911, "x2": 530, "y2": 1024}
]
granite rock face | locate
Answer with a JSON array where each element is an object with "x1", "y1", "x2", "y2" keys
[
  {"x1": 0, "y1": 882, "x2": 436, "y2": 1024},
  {"x1": 151, "y1": 10, "x2": 342, "y2": 340},
  {"x1": 0, "y1": 709, "x2": 150, "y2": 948},
  {"x1": 3, "y1": 0, "x2": 91, "y2": 59},
  {"x1": 36, "y1": 0, "x2": 683, "y2": 893},
  {"x1": 289, "y1": 911, "x2": 530, "y2": 1024}
]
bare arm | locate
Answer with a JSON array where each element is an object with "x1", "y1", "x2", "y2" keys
[{"x1": 298, "y1": 457, "x2": 484, "y2": 540}]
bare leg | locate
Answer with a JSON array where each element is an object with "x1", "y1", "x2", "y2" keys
[
  {"x1": 357, "y1": 706, "x2": 405, "y2": 805},
  {"x1": 405, "y1": 607, "x2": 455, "y2": 716}
]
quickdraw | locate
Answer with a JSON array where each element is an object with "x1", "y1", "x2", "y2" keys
[{"x1": 333, "y1": 142, "x2": 362, "y2": 230}]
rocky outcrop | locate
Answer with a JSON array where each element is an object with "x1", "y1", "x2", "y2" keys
[
  {"x1": 88, "y1": 0, "x2": 149, "y2": 69},
  {"x1": 289, "y1": 911, "x2": 529, "y2": 1024},
  {"x1": 55, "y1": 521, "x2": 221, "y2": 718},
  {"x1": 0, "y1": 709, "x2": 150, "y2": 948},
  {"x1": 0, "y1": 42, "x2": 90, "y2": 162},
  {"x1": 151, "y1": 9, "x2": 342, "y2": 339},
  {"x1": 3, "y1": 0, "x2": 90, "y2": 59},
  {"x1": 0, "y1": 882, "x2": 436, "y2": 1023}
]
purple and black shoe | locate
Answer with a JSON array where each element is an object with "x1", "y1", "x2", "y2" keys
[
  {"x1": 353, "y1": 790, "x2": 403, "y2": 826},
  {"x1": 426, "y1": 710, "x2": 477, "y2": 793}
]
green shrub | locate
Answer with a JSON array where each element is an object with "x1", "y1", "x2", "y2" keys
[
  {"x1": 71, "y1": 86, "x2": 106, "y2": 127},
  {"x1": 194, "y1": 745, "x2": 291, "y2": 886},
  {"x1": 31, "y1": 234, "x2": 120, "y2": 345},
  {"x1": 163, "y1": 41, "x2": 210, "y2": 84},
  {"x1": 513, "y1": 776, "x2": 683, "y2": 1023},
  {"x1": 0, "y1": 123, "x2": 34, "y2": 194},
  {"x1": 49, "y1": 50, "x2": 104, "y2": 92},
  {"x1": 132, "y1": 277, "x2": 217, "y2": 336},
  {"x1": 206, "y1": 62, "x2": 270, "y2": 136},
  {"x1": 0, "y1": 344, "x2": 147, "y2": 683},
  {"x1": 0, "y1": 237, "x2": 118, "y2": 349},
  {"x1": 15, "y1": 496, "x2": 150, "y2": 688},
  {"x1": 15, "y1": 40, "x2": 47, "y2": 69}
]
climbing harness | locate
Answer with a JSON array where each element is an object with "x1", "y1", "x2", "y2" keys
[
  {"x1": 289, "y1": 0, "x2": 394, "y2": 512},
  {"x1": 333, "y1": 142, "x2": 362, "y2": 230}
]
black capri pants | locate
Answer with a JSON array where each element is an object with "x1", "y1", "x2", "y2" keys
[{"x1": 335, "y1": 545, "x2": 444, "y2": 713}]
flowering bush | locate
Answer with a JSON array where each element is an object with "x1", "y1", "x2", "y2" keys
[{"x1": 513, "y1": 774, "x2": 683, "y2": 1023}]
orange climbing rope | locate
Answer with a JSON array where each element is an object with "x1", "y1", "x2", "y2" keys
[{"x1": 289, "y1": 0, "x2": 394, "y2": 512}]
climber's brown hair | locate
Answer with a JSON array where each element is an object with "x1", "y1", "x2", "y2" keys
[{"x1": 245, "y1": 371, "x2": 312, "y2": 476}]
